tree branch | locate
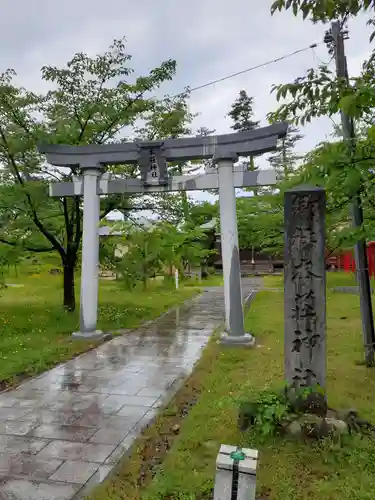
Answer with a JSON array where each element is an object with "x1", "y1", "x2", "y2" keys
[
  {"x1": 96, "y1": 91, "x2": 146, "y2": 144},
  {"x1": 77, "y1": 76, "x2": 107, "y2": 142},
  {"x1": 0, "y1": 95, "x2": 36, "y2": 141},
  {"x1": 0, "y1": 126, "x2": 66, "y2": 258},
  {"x1": 325, "y1": 245, "x2": 342, "y2": 259}
]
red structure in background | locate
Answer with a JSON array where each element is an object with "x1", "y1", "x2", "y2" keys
[{"x1": 328, "y1": 242, "x2": 375, "y2": 277}]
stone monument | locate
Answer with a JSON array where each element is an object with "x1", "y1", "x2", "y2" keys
[{"x1": 284, "y1": 185, "x2": 326, "y2": 391}]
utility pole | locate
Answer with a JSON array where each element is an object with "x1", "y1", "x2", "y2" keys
[{"x1": 327, "y1": 21, "x2": 375, "y2": 365}]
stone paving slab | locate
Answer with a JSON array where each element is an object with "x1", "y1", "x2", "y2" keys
[{"x1": 0, "y1": 281, "x2": 258, "y2": 499}]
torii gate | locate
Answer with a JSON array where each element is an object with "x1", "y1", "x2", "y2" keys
[{"x1": 39, "y1": 122, "x2": 287, "y2": 345}]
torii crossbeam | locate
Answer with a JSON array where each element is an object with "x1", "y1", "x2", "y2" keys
[{"x1": 39, "y1": 122, "x2": 288, "y2": 345}]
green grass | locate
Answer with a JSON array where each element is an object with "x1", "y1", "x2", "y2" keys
[
  {"x1": 123, "y1": 275, "x2": 375, "y2": 500},
  {"x1": 264, "y1": 270, "x2": 361, "y2": 289},
  {"x1": 0, "y1": 273, "x2": 199, "y2": 387}
]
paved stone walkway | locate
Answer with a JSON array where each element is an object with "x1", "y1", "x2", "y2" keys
[{"x1": 0, "y1": 281, "x2": 258, "y2": 499}]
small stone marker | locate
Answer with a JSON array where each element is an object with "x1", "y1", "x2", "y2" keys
[
  {"x1": 284, "y1": 185, "x2": 326, "y2": 390},
  {"x1": 213, "y1": 444, "x2": 258, "y2": 500}
]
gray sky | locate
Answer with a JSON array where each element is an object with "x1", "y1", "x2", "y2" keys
[{"x1": 2, "y1": 1, "x2": 373, "y2": 208}]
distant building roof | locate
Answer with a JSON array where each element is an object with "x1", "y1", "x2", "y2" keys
[
  {"x1": 133, "y1": 217, "x2": 154, "y2": 229},
  {"x1": 99, "y1": 217, "x2": 154, "y2": 237},
  {"x1": 98, "y1": 226, "x2": 124, "y2": 236},
  {"x1": 199, "y1": 218, "x2": 217, "y2": 230}
]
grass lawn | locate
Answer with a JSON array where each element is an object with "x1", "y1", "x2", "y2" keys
[
  {"x1": 92, "y1": 273, "x2": 375, "y2": 500},
  {"x1": 0, "y1": 271, "x2": 200, "y2": 388},
  {"x1": 263, "y1": 270, "x2": 360, "y2": 289}
]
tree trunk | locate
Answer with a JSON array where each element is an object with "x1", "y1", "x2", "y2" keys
[
  {"x1": 142, "y1": 276, "x2": 148, "y2": 290},
  {"x1": 63, "y1": 263, "x2": 76, "y2": 312}
]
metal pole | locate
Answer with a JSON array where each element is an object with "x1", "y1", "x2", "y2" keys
[
  {"x1": 216, "y1": 151, "x2": 255, "y2": 346},
  {"x1": 73, "y1": 166, "x2": 104, "y2": 340},
  {"x1": 331, "y1": 21, "x2": 375, "y2": 364}
]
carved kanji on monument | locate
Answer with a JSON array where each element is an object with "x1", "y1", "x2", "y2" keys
[{"x1": 284, "y1": 186, "x2": 326, "y2": 390}]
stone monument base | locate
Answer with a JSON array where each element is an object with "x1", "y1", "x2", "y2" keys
[{"x1": 219, "y1": 332, "x2": 255, "y2": 347}]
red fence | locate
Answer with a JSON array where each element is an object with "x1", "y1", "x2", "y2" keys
[{"x1": 331, "y1": 242, "x2": 375, "y2": 277}]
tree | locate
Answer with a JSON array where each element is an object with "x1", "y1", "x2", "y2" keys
[
  {"x1": 99, "y1": 236, "x2": 120, "y2": 274},
  {"x1": 116, "y1": 224, "x2": 163, "y2": 290},
  {"x1": 268, "y1": 2, "x2": 375, "y2": 127},
  {"x1": 269, "y1": 0, "x2": 375, "y2": 223},
  {"x1": 228, "y1": 91, "x2": 259, "y2": 167},
  {"x1": 298, "y1": 138, "x2": 375, "y2": 252},
  {"x1": 0, "y1": 38, "x2": 177, "y2": 311},
  {"x1": 228, "y1": 90, "x2": 260, "y2": 195},
  {"x1": 0, "y1": 242, "x2": 23, "y2": 280},
  {"x1": 270, "y1": 0, "x2": 375, "y2": 29},
  {"x1": 268, "y1": 125, "x2": 304, "y2": 179},
  {"x1": 232, "y1": 192, "x2": 289, "y2": 256},
  {"x1": 228, "y1": 90, "x2": 260, "y2": 133},
  {"x1": 187, "y1": 201, "x2": 218, "y2": 228},
  {"x1": 267, "y1": 0, "x2": 375, "y2": 248},
  {"x1": 115, "y1": 221, "x2": 214, "y2": 289}
]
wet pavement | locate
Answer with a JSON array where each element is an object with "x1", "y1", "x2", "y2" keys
[{"x1": 0, "y1": 281, "x2": 257, "y2": 499}]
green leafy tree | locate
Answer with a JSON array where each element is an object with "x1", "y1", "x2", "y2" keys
[
  {"x1": 115, "y1": 221, "x2": 214, "y2": 289},
  {"x1": 0, "y1": 244, "x2": 22, "y2": 281},
  {"x1": 267, "y1": 1, "x2": 375, "y2": 249},
  {"x1": 0, "y1": 38, "x2": 177, "y2": 310},
  {"x1": 236, "y1": 197, "x2": 261, "y2": 251},
  {"x1": 99, "y1": 237, "x2": 120, "y2": 273},
  {"x1": 270, "y1": 0, "x2": 375, "y2": 31},
  {"x1": 234, "y1": 195, "x2": 286, "y2": 255},
  {"x1": 228, "y1": 90, "x2": 260, "y2": 133},
  {"x1": 156, "y1": 222, "x2": 215, "y2": 278},
  {"x1": 299, "y1": 138, "x2": 375, "y2": 253},
  {"x1": 187, "y1": 201, "x2": 218, "y2": 228},
  {"x1": 268, "y1": 125, "x2": 304, "y2": 179},
  {"x1": 116, "y1": 225, "x2": 163, "y2": 290},
  {"x1": 268, "y1": 2, "x2": 375, "y2": 128}
]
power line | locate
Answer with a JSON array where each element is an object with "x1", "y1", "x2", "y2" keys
[
  {"x1": 311, "y1": 44, "x2": 334, "y2": 66},
  {"x1": 173, "y1": 42, "x2": 321, "y2": 98}
]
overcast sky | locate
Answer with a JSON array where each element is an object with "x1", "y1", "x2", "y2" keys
[{"x1": 2, "y1": 1, "x2": 373, "y2": 210}]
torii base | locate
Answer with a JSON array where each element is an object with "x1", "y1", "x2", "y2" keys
[
  {"x1": 72, "y1": 330, "x2": 108, "y2": 341},
  {"x1": 219, "y1": 332, "x2": 256, "y2": 347}
]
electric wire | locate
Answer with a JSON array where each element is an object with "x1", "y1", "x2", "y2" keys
[{"x1": 172, "y1": 42, "x2": 322, "y2": 99}]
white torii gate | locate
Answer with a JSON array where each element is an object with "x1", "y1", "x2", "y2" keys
[{"x1": 39, "y1": 122, "x2": 287, "y2": 345}]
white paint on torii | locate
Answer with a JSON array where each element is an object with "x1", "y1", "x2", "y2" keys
[{"x1": 39, "y1": 123, "x2": 287, "y2": 346}]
